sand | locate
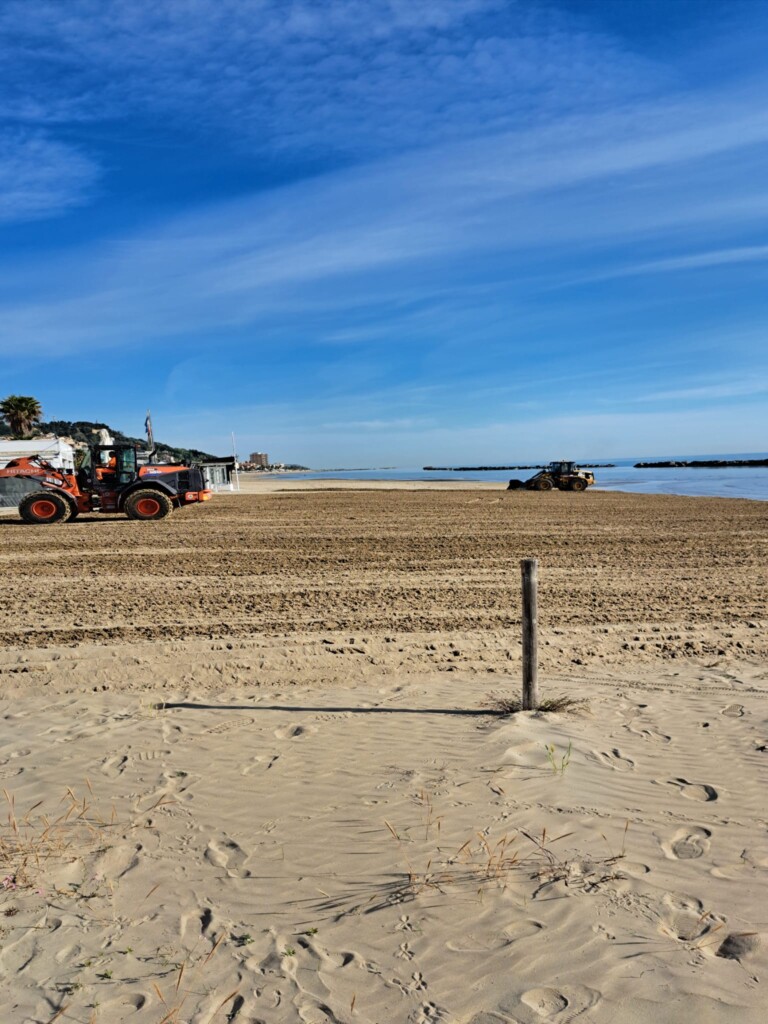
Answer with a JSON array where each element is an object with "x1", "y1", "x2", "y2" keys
[{"x1": 1, "y1": 485, "x2": 767, "y2": 1023}]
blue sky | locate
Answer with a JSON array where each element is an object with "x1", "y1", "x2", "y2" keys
[{"x1": 1, "y1": 0, "x2": 767, "y2": 464}]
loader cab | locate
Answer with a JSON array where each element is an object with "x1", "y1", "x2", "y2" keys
[
  {"x1": 549, "y1": 461, "x2": 575, "y2": 476},
  {"x1": 79, "y1": 445, "x2": 139, "y2": 489}
]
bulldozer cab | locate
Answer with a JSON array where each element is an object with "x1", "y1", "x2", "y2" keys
[{"x1": 549, "y1": 461, "x2": 576, "y2": 475}]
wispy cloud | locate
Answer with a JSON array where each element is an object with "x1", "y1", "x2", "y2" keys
[
  {"x1": 632, "y1": 376, "x2": 768, "y2": 404},
  {"x1": 0, "y1": 129, "x2": 99, "y2": 222},
  {"x1": 0, "y1": 0, "x2": 658, "y2": 160},
  {"x1": 576, "y1": 243, "x2": 768, "y2": 283},
  {"x1": 2, "y1": 82, "x2": 768, "y2": 352},
  {"x1": 3, "y1": 0, "x2": 768, "y2": 462}
]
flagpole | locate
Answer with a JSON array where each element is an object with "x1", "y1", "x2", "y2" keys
[
  {"x1": 145, "y1": 409, "x2": 155, "y2": 459},
  {"x1": 231, "y1": 431, "x2": 240, "y2": 491}
]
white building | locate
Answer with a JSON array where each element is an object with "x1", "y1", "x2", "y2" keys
[
  {"x1": 200, "y1": 458, "x2": 236, "y2": 491},
  {"x1": 0, "y1": 437, "x2": 77, "y2": 471}
]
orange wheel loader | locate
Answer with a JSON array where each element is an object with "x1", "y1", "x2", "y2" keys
[{"x1": 0, "y1": 443, "x2": 211, "y2": 524}]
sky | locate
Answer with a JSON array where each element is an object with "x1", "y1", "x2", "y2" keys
[{"x1": 1, "y1": 0, "x2": 768, "y2": 465}]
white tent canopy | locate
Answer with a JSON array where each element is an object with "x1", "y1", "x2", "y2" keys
[{"x1": 0, "y1": 437, "x2": 76, "y2": 471}]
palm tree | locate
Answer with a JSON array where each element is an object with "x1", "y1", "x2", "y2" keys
[{"x1": 0, "y1": 395, "x2": 43, "y2": 438}]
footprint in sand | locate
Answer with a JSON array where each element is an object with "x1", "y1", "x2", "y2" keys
[
  {"x1": 181, "y1": 906, "x2": 216, "y2": 946},
  {"x1": 448, "y1": 921, "x2": 544, "y2": 954},
  {"x1": 504, "y1": 920, "x2": 545, "y2": 943},
  {"x1": 660, "y1": 894, "x2": 724, "y2": 943},
  {"x1": 716, "y1": 932, "x2": 761, "y2": 961},
  {"x1": 415, "y1": 1002, "x2": 445, "y2": 1022},
  {"x1": 665, "y1": 778, "x2": 718, "y2": 802},
  {"x1": 241, "y1": 753, "x2": 280, "y2": 775},
  {"x1": 623, "y1": 715, "x2": 671, "y2": 744},
  {"x1": 204, "y1": 837, "x2": 251, "y2": 877},
  {"x1": 721, "y1": 704, "x2": 745, "y2": 718},
  {"x1": 663, "y1": 827, "x2": 712, "y2": 860},
  {"x1": 163, "y1": 769, "x2": 196, "y2": 796},
  {"x1": 101, "y1": 993, "x2": 148, "y2": 1014},
  {"x1": 296, "y1": 936, "x2": 359, "y2": 971},
  {"x1": 100, "y1": 754, "x2": 127, "y2": 778},
  {"x1": 0, "y1": 766, "x2": 23, "y2": 779},
  {"x1": 297, "y1": 1002, "x2": 341, "y2": 1024},
  {"x1": 586, "y1": 749, "x2": 635, "y2": 772},
  {"x1": 93, "y1": 842, "x2": 142, "y2": 879},
  {"x1": 274, "y1": 722, "x2": 318, "y2": 740},
  {"x1": 206, "y1": 717, "x2": 256, "y2": 735},
  {"x1": 519, "y1": 985, "x2": 601, "y2": 1019}
]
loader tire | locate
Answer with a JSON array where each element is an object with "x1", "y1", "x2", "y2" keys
[
  {"x1": 533, "y1": 477, "x2": 553, "y2": 491},
  {"x1": 124, "y1": 489, "x2": 173, "y2": 521},
  {"x1": 570, "y1": 478, "x2": 587, "y2": 491},
  {"x1": 19, "y1": 491, "x2": 71, "y2": 525}
]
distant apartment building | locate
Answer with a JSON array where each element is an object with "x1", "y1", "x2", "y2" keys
[{"x1": 249, "y1": 452, "x2": 269, "y2": 468}]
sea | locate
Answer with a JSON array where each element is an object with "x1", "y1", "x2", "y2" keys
[{"x1": 269, "y1": 452, "x2": 768, "y2": 501}]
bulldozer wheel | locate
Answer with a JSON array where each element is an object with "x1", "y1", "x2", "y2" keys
[
  {"x1": 533, "y1": 477, "x2": 553, "y2": 491},
  {"x1": 19, "y1": 491, "x2": 71, "y2": 525},
  {"x1": 570, "y1": 478, "x2": 587, "y2": 491},
  {"x1": 124, "y1": 489, "x2": 173, "y2": 521}
]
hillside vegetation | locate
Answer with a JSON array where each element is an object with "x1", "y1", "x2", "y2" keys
[{"x1": 0, "y1": 418, "x2": 218, "y2": 464}]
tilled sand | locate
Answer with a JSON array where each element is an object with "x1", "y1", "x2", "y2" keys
[{"x1": 0, "y1": 489, "x2": 766, "y2": 670}]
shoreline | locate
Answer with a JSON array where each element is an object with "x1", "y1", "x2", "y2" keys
[{"x1": 635, "y1": 458, "x2": 768, "y2": 468}]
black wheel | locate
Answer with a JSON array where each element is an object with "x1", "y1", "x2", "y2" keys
[
  {"x1": 507, "y1": 479, "x2": 524, "y2": 490},
  {"x1": 124, "y1": 489, "x2": 173, "y2": 521},
  {"x1": 19, "y1": 491, "x2": 71, "y2": 525},
  {"x1": 533, "y1": 477, "x2": 553, "y2": 491},
  {"x1": 570, "y1": 478, "x2": 587, "y2": 491}
]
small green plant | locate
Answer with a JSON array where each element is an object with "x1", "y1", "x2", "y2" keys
[
  {"x1": 96, "y1": 969, "x2": 112, "y2": 980},
  {"x1": 303, "y1": 927, "x2": 318, "y2": 936},
  {"x1": 544, "y1": 740, "x2": 572, "y2": 775},
  {"x1": 281, "y1": 946, "x2": 296, "y2": 957},
  {"x1": 234, "y1": 933, "x2": 253, "y2": 947}
]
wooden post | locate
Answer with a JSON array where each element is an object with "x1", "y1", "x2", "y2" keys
[{"x1": 521, "y1": 558, "x2": 539, "y2": 710}]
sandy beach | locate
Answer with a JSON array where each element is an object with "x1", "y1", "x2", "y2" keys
[{"x1": 2, "y1": 484, "x2": 767, "y2": 1023}]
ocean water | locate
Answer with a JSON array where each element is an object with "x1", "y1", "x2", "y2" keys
[{"x1": 269, "y1": 453, "x2": 768, "y2": 501}]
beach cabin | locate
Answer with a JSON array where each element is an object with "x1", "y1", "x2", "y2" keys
[{"x1": 200, "y1": 457, "x2": 236, "y2": 491}]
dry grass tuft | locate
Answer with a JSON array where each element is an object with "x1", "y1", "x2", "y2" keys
[
  {"x1": 1, "y1": 783, "x2": 156, "y2": 905},
  {"x1": 3, "y1": 785, "x2": 105, "y2": 899},
  {"x1": 483, "y1": 693, "x2": 589, "y2": 715}
]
